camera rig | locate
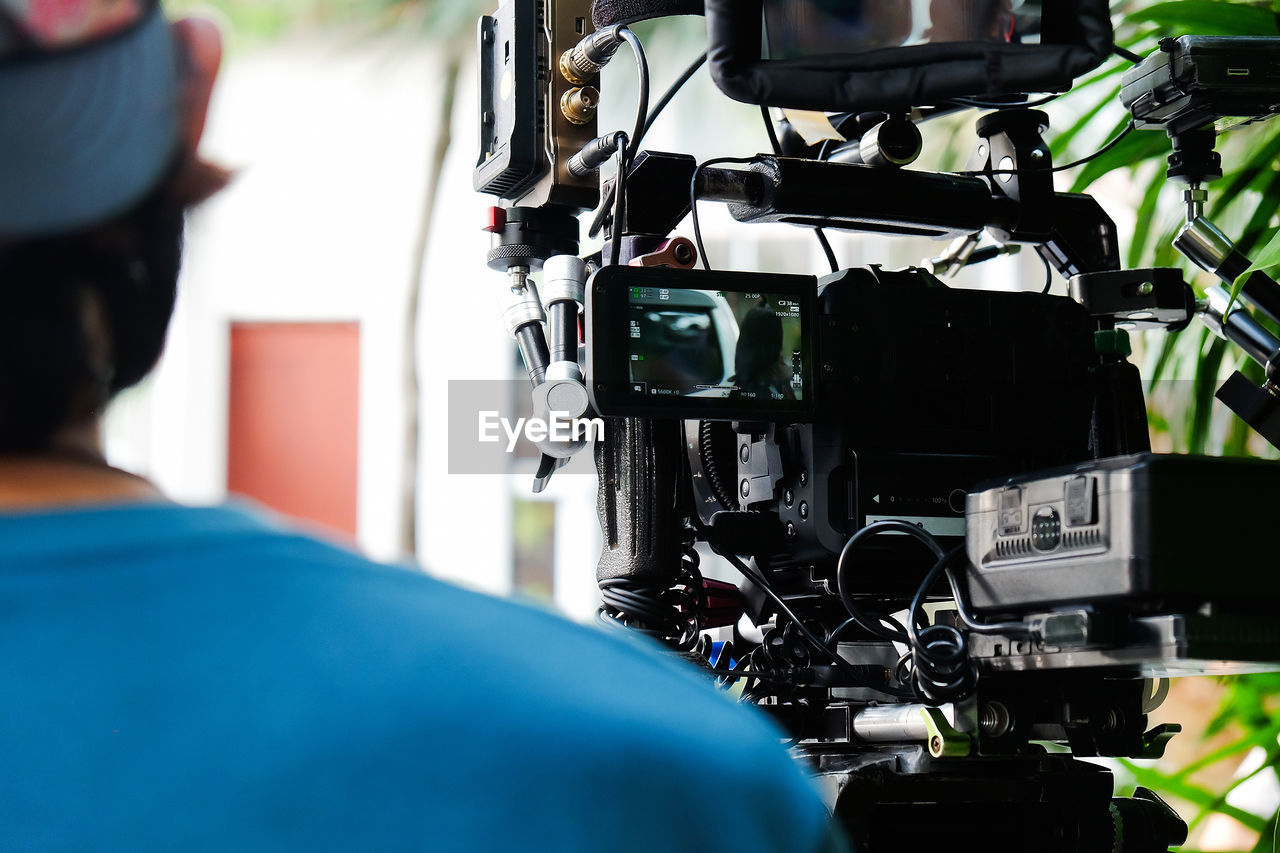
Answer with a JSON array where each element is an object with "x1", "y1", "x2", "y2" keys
[{"x1": 475, "y1": 3, "x2": 1280, "y2": 850}]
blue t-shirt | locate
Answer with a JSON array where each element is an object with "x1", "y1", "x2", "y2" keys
[{"x1": 0, "y1": 502, "x2": 843, "y2": 851}]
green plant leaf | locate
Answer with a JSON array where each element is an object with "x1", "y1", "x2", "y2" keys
[
  {"x1": 1208, "y1": 127, "x2": 1280, "y2": 221},
  {"x1": 1050, "y1": 83, "x2": 1121, "y2": 158},
  {"x1": 1119, "y1": 760, "x2": 1272, "y2": 832},
  {"x1": 1170, "y1": 722, "x2": 1280, "y2": 779},
  {"x1": 1245, "y1": 809, "x2": 1276, "y2": 853},
  {"x1": 1190, "y1": 335, "x2": 1226, "y2": 452},
  {"x1": 1127, "y1": 166, "x2": 1168, "y2": 268},
  {"x1": 1126, "y1": 1, "x2": 1280, "y2": 35},
  {"x1": 1147, "y1": 324, "x2": 1184, "y2": 384},
  {"x1": 1236, "y1": 171, "x2": 1280, "y2": 258},
  {"x1": 1069, "y1": 122, "x2": 1170, "y2": 192},
  {"x1": 1225, "y1": 225, "x2": 1280, "y2": 319}
]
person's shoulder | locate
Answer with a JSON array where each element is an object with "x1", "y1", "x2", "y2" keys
[{"x1": 82, "y1": 501, "x2": 843, "y2": 852}]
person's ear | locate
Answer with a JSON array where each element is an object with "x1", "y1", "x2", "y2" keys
[
  {"x1": 167, "y1": 15, "x2": 233, "y2": 206},
  {"x1": 171, "y1": 16, "x2": 223, "y2": 153}
]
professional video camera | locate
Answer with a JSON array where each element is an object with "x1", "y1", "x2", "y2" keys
[{"x1": 474, "y1": 2, "x2": 1280, "y2": 850}]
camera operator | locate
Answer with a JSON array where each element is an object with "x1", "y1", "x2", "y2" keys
[{"x1": 0, "y1": 2, "x2": 846, "y2": 849}]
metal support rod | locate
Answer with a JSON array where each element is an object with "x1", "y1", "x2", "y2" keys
[
  {"x1": 1176, "y1": 217, "x2": 1280, "y2": 327},
  {"x1": 1202, "y1": 286, "x2": 1280, "y2": 367},
  {"x1": 850, "y1": 704, "x2": 936, "y2": 743},
  {"x1": 515, "y1": 325, "x2": 550, "y2": 386}
]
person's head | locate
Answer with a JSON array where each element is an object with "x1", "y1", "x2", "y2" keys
[
  {"x1": 0, "y1": 0, "x2": 225, "y2": 453},
  {"x1": 734, "y1": 305, "x2": 784, "y2": 384}
]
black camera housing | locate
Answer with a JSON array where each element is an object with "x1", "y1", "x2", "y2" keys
[
  {"x1": 692, "y1": 267, "x2": 1096, "y2": 598},
  {"x1": 588, "y1": 264, "x2": 1099, "y2": 599}
]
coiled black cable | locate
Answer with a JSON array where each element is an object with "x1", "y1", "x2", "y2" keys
[
  {"x1": 834, "y1": 521, "x2": 983, "y2": 705},
  {"x1": 905, "y1": 547, "x2": 978, "y2": 705},
  {"x1": 597, "y1": 525, "x2": 704, "y2": 651}
]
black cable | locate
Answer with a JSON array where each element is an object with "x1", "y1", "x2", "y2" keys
[
  {"x1": 954, "y1": 121, "x2": 1136, "y2": 177},
  {"x1": 946, "y1": 92, "x2": 1062, "y2": 110},
  {"x1": 1113, "y1": 44, "x2": 1144, "y2": 64},
  {"x1": 815, "y1": 228, "x2": 839, "y2": 273},
  {"x1": 698, "y1": 526, "x2": 891, "y2": 690},
  {"x1": 604, "y1": 29, "x2": 646, "y2": 265},
  {"x1": 716, "y1": 549, "x2": 832, "y2": 660},
  {"x1": 617, "y1": 28, "x2": 648, "y2": 165},
  {"x1": 825, "y1": 617, "x2": 865, "y2": 646},
  {"x1": 588, "y1": 183, "x2": 614, "y2": 241},
  {"x1": 1050, "y1": 122, "x2": 1136, "y2": 172},
  {"x1": 940, "y1": 563, "x2": 1029, "y2": 637},
  {"x1": 597, "y1": 526, "x2": 705, "y2": 651},
  {"x1": 760, "y1": 104, "x2": 782, "y2": 155},
  {"x1": 609, "y1": 140, "x2": 629, "y2": 266},
  {"x1": 590, "y1": 50, "x2": 705, "y2": 240},
  {"x1": 714, "y1": 668, "x2": 796, "y2": 685},
  {"x1": 771, "y1": 109, "x2": 839, "y2": 273},
  {"x1": 831, "y1": 524, "x2": 989, "y2": 704},
  {"x1": 834, "y1": 520, "x2": 943, "y2": 644},
  {"x1": 903, "y1": 547, "x2": 975, "y2": 705},
  {"x1": 586, "y1": 27, "x2": 649, "y2": 241},
  {"x1": 641, "y1": 50, "x2": 706, "y2": 142},
  {"x1": 1040, "y1": 251, "x2": 1054, "y2": 294},
  {"x1": 691, "y1": 156, "x2": 760, "y2": 271}
]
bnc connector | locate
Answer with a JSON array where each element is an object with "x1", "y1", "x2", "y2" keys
[
  {"x1": 560, "y1": 86, "x2": 599, "y2": 125},
  {"x1": 558, "y1": 26, "x2": 623, "y2": 85},
  {"x1": 558, "y1": 49, "x2": 597, "y2": 85}
]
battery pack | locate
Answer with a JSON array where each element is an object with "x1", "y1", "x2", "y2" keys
[{"x1": 965, "y1": 452, "x2": 1280, "y2": 613}]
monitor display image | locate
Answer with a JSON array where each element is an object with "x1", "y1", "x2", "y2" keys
[
  {"x1": 625, "y1": 286, "x2": 806, "y2": 404},
  {"x1": 763, "y1": 0, "x2": 1034, "y2": 60}
]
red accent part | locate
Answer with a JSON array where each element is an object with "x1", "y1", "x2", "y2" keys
[
  {"x1": 483, "y1": 206, "x2": 506, "y2": 233},
  {"x1": 698, "y1": 577, "x2": 745, "y2": 630},
  {"x1": 629, "y1": 236, "x2": 697, "y2": 269}
]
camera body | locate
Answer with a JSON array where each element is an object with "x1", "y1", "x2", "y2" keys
[
  {"x1": 590, "y1": 264, "x2": 1098, "y2": 596},
  {"x1": 475, "y1": 2, "x2": 1280, "y2": 849}
]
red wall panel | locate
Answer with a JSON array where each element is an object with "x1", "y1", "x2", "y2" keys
[{"x1": 227, "y1": 322, "x2": 360, "y2": 537}]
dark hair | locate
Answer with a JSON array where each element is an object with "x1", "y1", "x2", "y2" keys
[
  {"x1": 734, "y1": 305, "x2": 784, "y2": 382},
  {"x1": 0, "y1": 183, "x2": 183, "y2": 450}
]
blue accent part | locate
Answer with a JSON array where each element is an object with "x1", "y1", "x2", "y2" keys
[{"x1": 709, "y1": 640, "x2": 726, "y2": 667}]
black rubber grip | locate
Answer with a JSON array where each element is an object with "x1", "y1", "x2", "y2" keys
[{"x1": 595, "y1": 417, "x2": 680, "y2": 584}]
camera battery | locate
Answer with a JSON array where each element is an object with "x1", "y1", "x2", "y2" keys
[
  {"x1": 1120, "y1": 36, "x2": 1280, "y2": 135},
  {"x1": 965, "y1": 453, "x2": 1280, "y2": 613}
]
